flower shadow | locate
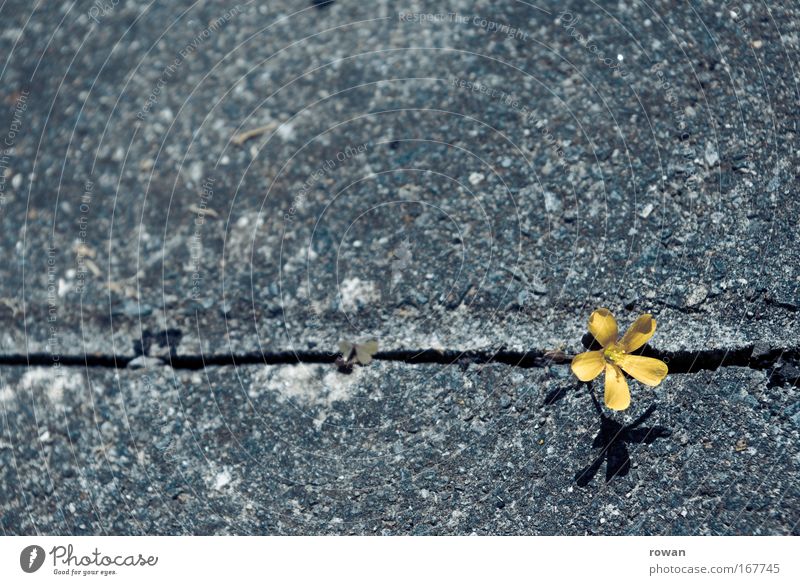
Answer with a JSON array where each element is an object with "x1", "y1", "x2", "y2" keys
[{"x1": 575, "y1": 383, "x2": 672, "y2": 487}]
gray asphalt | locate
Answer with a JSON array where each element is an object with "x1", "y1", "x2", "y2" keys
[
  {"x1": 0, "y1": 0, "x2": 798, "y2": 534},
  {"x1": 2, "y1": 364, "x2": 797, "y2": 534}
]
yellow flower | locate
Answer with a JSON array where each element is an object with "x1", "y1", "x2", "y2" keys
[{"x1": 570, "y1": 308, "x2": 668, "y2": 411}]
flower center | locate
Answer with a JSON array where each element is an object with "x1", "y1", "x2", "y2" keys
[{"x1": 603, "y1": 344, "x2": 626, "y2": 364}]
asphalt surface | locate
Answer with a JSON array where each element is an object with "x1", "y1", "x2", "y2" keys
[
  {"x1": 0, "y1": 0, "x2": 798, "y2": 534},
  {"x1": 2, "y1": 364, "x2": 797, "y2": 535}
]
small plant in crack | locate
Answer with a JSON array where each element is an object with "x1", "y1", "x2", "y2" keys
[
  {"x1": 133, "y1": 328, "x2": 183, "y2": 358},
  {"x1": 336, "y1": 339, "x2": 378, "y2": 373},
  {"x1": 570, "y1": 308, "x2": 668, "y2": 411},
  {"x1": 543, "y1": 346, "x2": 570, "y2": 363}
]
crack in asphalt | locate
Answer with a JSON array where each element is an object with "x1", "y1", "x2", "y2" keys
[{"x1": 0, "y1": 345, "x2": 797, "y2": 386}]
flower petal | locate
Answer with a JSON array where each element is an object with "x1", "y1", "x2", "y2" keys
[
  {"x1": 620, "y1": 314, "x2": 656, "y2": 352},
  {"x1": 618, "y1": 354, "x2": 668, "y2": 386},
  {"x1": 588, "y1": 308, "x2": 618, "y2": 347},
  {"x1": 604, "y1": 363, "x2": 630, "y2": 411},
  {"x1": 571, "y1": 351, "x2": 605, "y2": 382}
]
